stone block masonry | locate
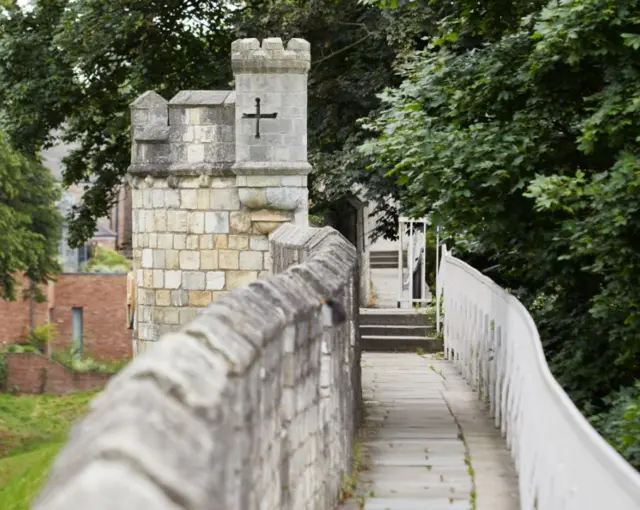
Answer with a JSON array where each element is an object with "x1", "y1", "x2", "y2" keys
[
  {"x1": 34, "y1": 224, "x2": 361, "y2": 510},
  {"x1": 128, "y1": 37, "x2": 312, "y2": 354}
]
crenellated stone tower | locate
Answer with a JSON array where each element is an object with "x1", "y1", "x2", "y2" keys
[{"x1": 128, "y1": 37, "x2": 311, "y2": 354}]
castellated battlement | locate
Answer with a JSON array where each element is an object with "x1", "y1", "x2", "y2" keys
[
  {"x1": 129, "y1": 38, "x2": 311, "y2": 176},
  {"x1": 129, "y1": 90, "x2": 236, "y2": 175},
  {"x1": 231, "y1": 37, "x2": 311, "y2": 73}
]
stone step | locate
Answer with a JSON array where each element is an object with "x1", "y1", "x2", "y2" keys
[
  {"x1": 370, "y1": 255, "x2": 405, "y2": 262},
  {"x1": 370, "y1": 262, "x2": 400, "y2": 269},
  {"x1": 370, "y1": 251, "x2": 407, "y2": 267},
  {"x1": 361, "y1": 325, "x2": 434, "y2": 337},
  {"x1": 370, "y1": 250, "x2": 405, "y2": 257},
  {"x1": 361, "y1": 335, "x2": 442, "y2": 353},
  {"x1": 360, "y1": 310, "x2": 435, "y2": 326},
  {"x1": 370, "y1": 253, "x2": 401, "y2": 259}
]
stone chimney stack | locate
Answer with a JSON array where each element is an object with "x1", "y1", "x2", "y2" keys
[{"x1": 128, "y1": 38, "x2": 311, "y2": 355}]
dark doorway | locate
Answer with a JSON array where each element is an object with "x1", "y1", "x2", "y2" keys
[{"x1": 325, "y1": 197, "x2": 365, "y2": 254}]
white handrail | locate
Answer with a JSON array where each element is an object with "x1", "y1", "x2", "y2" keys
[
  {"x1": 437, "y1": 245, "x2": 640, "y2": 510},
  {"x1": 397, "y1": 217, "x2": 430, "y2": 307},
  {"x1": 403, "y1": 235, "x2": 424, "y2": 287}
]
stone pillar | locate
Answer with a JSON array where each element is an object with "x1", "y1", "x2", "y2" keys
[
  {"x1": 231, "y1": 37, "x2": 311, "y2": 235},
  {"x1": 128, "y1": 38, "x2": 312, "y2": 355}
]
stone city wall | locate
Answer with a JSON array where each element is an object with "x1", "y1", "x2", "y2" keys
[{"x1": 34, "y1": 223, "x2": 361, "y2": 510}]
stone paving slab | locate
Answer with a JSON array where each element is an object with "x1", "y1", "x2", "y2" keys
[
  {"x1": 359, "y1": 468, "x2": 473, "y2": 487},
  {"x1": 365, "y1": 498, "x2": 470, "y2": 510},
  {"x1": 363, "y1": 440, "x2": 466, "y2": 455},
  {"x1": 338, "y1": 353, "x2": 520, "y2": 510}
]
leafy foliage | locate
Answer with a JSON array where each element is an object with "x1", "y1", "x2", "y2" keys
[
  {"x1": 26, "y1": 324, "x2": 56, "y2": 354},
  {"x1": 237, "y1": 0, "x2": 440, "y2": 236},
  {"x1": 0, "y1": 0, "x2": 238, "y2": 247},
  {"x1": 83, "y1": 245, "x2": 132, "y2": 273},
  {"x1": 0, "y1": 131, "x2": 62, "y2": 301},
  {"x1": 51, "y1": 346, "x2": 128, "y2": 374},
  {"x1": 360, "y1": 0, "x2": 640, "y2": 466},
  {"x1": 0, "y1": 0, "x2": 438, "y2": 244},
  {"x1": 2, "y1": 346, "x2": 38, "y2": 354},
  {"x1": 591, "y1": 382, "x2": 640, "y2": 470}
]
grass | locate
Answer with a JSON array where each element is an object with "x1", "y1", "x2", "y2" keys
[
  {"x1": 0, "y1": 391, "x2": 96, "y2": 509},
  {"x1": 0, "y1": 444, "x2": 61, "y2": 509}
]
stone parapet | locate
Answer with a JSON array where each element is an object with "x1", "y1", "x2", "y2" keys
[{"x1": 34, "y1": 224, "x2": 361, "y2": 510}]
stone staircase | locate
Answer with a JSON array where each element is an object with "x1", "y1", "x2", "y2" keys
[
  {"x1": 370, "y1": 250, "x2": 407, "y2": 269},
  {"x1": 360, "y1": 308, "x2": 441, "y2": 352}
]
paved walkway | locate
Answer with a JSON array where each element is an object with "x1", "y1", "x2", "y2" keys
[{"x1": 340, "y1": 353, "x2": 519, "y2": 510}]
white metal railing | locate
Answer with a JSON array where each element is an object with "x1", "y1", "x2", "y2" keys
[
  {"x1": 402, "y1": 231, "x2": 424, "y2": 287},
  {"x1": 436, "y1": 245, "x2": 640, "y2": 510},
  {"x1": 397, "y1": 217, "x2": 429, "y2": 307}
]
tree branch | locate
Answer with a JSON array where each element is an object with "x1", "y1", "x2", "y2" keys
[
  {"x1": 336, "y1": 21, "x2": 371, "y2": 33},
  {"x1": 312, "y1": 33, "x2": 371, "y2": 71}
]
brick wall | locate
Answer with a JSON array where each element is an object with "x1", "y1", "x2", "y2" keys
[
  {"x1": 49, "y1": 274, "x2": 131, "y2": 360},
  {"x1": 0, "y1": 276, "x2": 50, "y2": 344},
  {"x1": 6, "y1": 353, "x2": 111, "y2": 394},
  {"x1": 0, "y1": 274, "x2": 132, "y2": 361}
]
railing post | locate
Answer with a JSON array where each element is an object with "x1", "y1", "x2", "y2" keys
[
  {"x1": 408, "y1": 220, "x2": 414, "y2": 307},
  {"x1": 436, "y1": 242, "x2": 442, "y2": 334},
  {"x1": 397, "y1": 218, "x2": 403, "y2": 308},
  {"x1": 421, "y1": 220, "x2": 426, "y2": 307}
]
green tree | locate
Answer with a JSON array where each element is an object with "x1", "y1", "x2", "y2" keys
[
  {"x1": 0, "y1": 0, "x2": 435, "y2": 245},
  {"x1": 83, "y1": 245, "x2": 132, "y2": 273},
  {"x1": 0, "y1": 0, "x2": 238, "y2": 248},
  {"x1": 237, "y1": 0, "x2": 443, "y2": 238},
  {"x1": 360, "y1": 0, "x2": 640, "y2": 466},
  {"x1": 0, "y1": 131, "x2": 62, "y2": 301}
]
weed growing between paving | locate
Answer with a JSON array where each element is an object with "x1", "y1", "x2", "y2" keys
[
  {"x1": 441, "y1": 398, "x2": 477, "y2": 510},
  {"x1": 339, "y1": 395, "x2": 376, "y2": 509},
  {"x1": 339, "y1": 442, "x2": 365, "y2": 507}
]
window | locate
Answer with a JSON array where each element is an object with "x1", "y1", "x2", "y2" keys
[
  {"x1": 78, "y1": 244, "x2": 89, "y2": 265},
  {"x1": 71, "y1": 307, "x2": 83, "y2": 353}
]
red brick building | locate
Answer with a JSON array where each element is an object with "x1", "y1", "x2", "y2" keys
[{"x1": 0, "y1": 274, "x2": 131, "y2": 361}]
